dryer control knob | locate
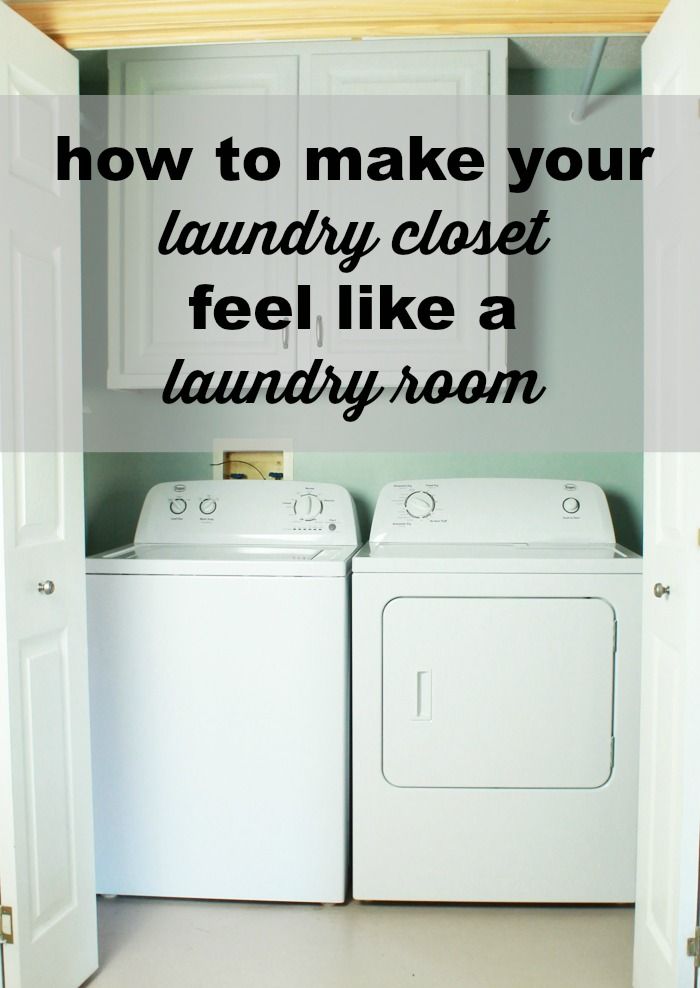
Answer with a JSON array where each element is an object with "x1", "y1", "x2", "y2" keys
[
  {"x1": 405, "y1": 491, "x2": 436, "y2": 519},
  {"x1": 169, "y1": 498, "x2": 187, "y2": 515},
  {"x1": 562, "y1": 497, "x2": 580, "y2": 514},
  {"x1": 294, "y1": 493, "x2": 323, "y2": 521}
]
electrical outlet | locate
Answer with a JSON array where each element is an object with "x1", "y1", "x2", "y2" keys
[
  {"x1": 213, "y1": 440, "x2": 293, "y2": 481},
  {"x1": 223, "y1": 450, "x2": 284, "y2": 481}
]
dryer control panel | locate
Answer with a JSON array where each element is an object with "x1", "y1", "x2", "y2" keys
[
  {"x1": 369, "y1": 479, "x2": 615, "y2": 546},
  {"x1": 135, "y1": 481, "x2": 360, "y2": 546}
]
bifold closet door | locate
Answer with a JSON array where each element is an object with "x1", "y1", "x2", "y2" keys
[
  {"x1": 636, "y1": 0, "x2": 700, "y2": 983},
  {"x1": 0, "y1": 6, "x2": 97, "y2": 987}
]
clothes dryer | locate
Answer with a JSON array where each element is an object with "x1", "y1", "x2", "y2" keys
[{"x1": 352, "y1": 478, "x2": 641, "y2": 902}]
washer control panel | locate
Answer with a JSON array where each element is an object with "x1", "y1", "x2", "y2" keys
[
  {"x1": 370, "y1": 479, "x2": 616, "y2": 546},
  {"x1": 136, "y1": 481, "x2": 359, "y2": 546}
]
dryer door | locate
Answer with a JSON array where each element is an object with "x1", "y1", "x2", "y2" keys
[{"x1": 382, "y1": 596, "x2": 616, "y2": 789}]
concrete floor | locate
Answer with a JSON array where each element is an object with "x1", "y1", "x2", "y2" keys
[{"x1": 87, "y1": 897, "x2": 634, "y2": 988}]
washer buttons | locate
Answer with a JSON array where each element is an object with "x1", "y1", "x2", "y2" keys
[{"x1": 562, "y1": 497, "x2": 580, "y2": 514}]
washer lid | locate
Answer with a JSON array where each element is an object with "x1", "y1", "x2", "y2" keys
[
  {"x1": 109, "y1": 544, "x2": 323, "y2": 562},
  {"x1": 87, "y1": 542, "x2": 356, "y2": 577}
]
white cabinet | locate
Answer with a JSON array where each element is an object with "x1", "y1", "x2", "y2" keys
[
  {"x1": 107, "y1": 40, "x2": 507, "y2": 389},
  {"x1": 108, "y1": 50, "x2": 299, "y2": 388}
]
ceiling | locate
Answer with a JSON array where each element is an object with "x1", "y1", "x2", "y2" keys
[{"x1": 9, "y1": 1, "x2": 664, "y2": 51}]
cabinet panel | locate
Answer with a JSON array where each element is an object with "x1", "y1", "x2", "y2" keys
[
  {"x1": 299, "y1": 45, "x2": 507, "y2": 379},
  {"x1": 108, "y1": 52, "x2": 299, "y2": 388},
  {"x1": 307, "y1": 50, "x2": 490, "y2": 96}
]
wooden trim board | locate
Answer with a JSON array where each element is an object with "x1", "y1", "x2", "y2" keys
[{"x1": 9, "y1": 0, "x2": 665, "y2": 51}]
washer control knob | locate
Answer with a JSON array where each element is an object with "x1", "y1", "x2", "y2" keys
[
  {"x1": 562, "y1": 497, "x2": 580, "y2": 514},
  {"x1": 294, "y1": 493, "x2": 323, "y2": 521},
  {"x1": 405, "y1": 491, "x2": 436, "y2": 519},
  {"x1": 199, "y1": 498, "x2": 217, "y2": 515},
  {"x1": 169, "y1": 498, "x2": 187, "y2": 515}
]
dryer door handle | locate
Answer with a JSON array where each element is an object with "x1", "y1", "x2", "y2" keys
[{"x1": 414, "y1": 671, "x2": 432, "y2": 721}]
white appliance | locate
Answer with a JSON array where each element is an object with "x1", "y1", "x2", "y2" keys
[
  {"x1": 86, "y1": 480, "x2": 359, "y2": 903},
  {"x1": 352, "y1": 478, "x2": 642, "y2": 903}
]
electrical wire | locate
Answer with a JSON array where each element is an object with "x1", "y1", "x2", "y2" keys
[{"x1": 210, "y1": 458, "x2": 268, "y2": 480}]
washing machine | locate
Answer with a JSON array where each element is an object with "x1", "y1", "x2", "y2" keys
[
  {"x1": 86, "y1": 480, "x2": 359, "y2": 903},
  {"x1": 352, "y1": 478, "x2": 642, "y2": 903}
]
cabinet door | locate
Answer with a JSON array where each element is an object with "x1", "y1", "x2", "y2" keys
[
  {"x1": 108, "y1": 52, "x2": 299, "y2": 388},
  {"x1": 298, "y1": 44, "x2": 507, "y2": 381}
]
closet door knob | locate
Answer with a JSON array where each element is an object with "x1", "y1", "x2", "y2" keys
[
  {"x1": 653, "y1": 582, "x2": 670, "y2": 598},
  {"x1": 37, "y1": 580, "x2": 55, "y2": 595}
]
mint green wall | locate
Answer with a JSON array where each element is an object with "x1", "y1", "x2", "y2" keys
[
  {"x1": 509, "y1": 66, "x2": 641, "y2": 96},
  {"x1": 84, "y1": 451, "x2": 642, "y2": 554},
  {"x1": 82, "y1": 61, "x2": 643, "y2": 557}
]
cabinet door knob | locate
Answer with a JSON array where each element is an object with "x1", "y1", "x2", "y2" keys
[
  {"x1": 315, "y1": 315, "x2": 324, "y2": 348},
  {"x1": 37, "y1": 579, "x2": 55, "y2": 595},
  {"x1": 653, "y1": 582, "x2": 670, "y2": 598}
]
